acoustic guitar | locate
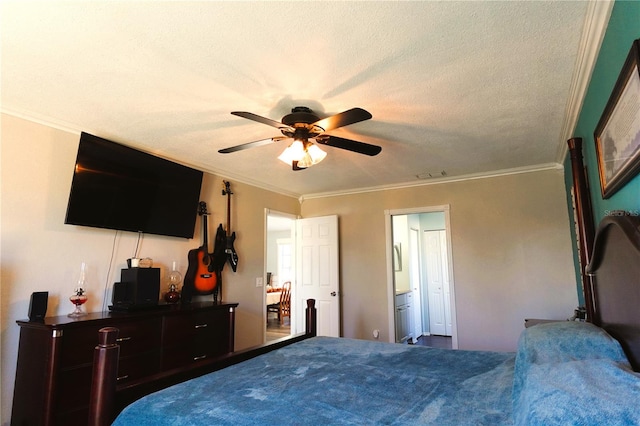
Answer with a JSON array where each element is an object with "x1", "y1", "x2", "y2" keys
[
  {"x1": 222, "y1": 180, "x2": 239, "y2": 272},
  {"x1": 184, "y1": 201, "x2": 217, "y2": 296}
]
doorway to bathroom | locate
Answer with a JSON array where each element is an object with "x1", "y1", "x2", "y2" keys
[{"x1": 386, "y1": 206, "x2": 457, "y2": 349}]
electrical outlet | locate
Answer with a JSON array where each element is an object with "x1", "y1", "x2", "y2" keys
[
  {"x1": 256, "y1": 277, "x2": 263, "y2": 287},
  {"x1": 372, "y1": 329, "x2": 380, "y2": 339}
]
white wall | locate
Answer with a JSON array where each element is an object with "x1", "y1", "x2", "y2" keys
[{"x1": 300, "y1": 169, "x2": 578, "y2": 351}]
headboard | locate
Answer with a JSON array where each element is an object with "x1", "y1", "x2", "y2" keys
[{"x1": 586, "y1": 214, "x2": 640, "y2": 371}]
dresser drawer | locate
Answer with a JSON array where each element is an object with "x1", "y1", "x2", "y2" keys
[
  {"x1": 163, "y1": 310, "x2": 228, "y2": 343},
  {"x1": 161, "y1": 309, "x2": 231, "y2": 369},
  {"x1": 113, "y1": 318, "x2": 162, "y2": 357},
  {"x1": 56, "y1": 352, "x2": 161, "y2": 411},
  {"x1": 117, "y1": 351, "x2": 161, "y2": 383},
  {"x1": 56, "y1": 364, "x2": 93, "y2": 410},
  {"x1": 162, "y1": 314, "x2": 194, "y2": 346},
  {"x1": 60, "y1": 317, "x2": 162, "y2": 368}
]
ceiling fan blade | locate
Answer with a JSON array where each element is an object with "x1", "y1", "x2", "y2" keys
[
  {"x1": 218, "y1": 137, "x2": 287, "y2": 154},
  {"x1": 312, "y1": 108, "x2": 372, "y2": 132},
  {"x1": 316, "y1": 135, "x2": 382, "y2": 156},
  {"x1": 231, "y1": 111, "x2": 293, "y2": 131}
]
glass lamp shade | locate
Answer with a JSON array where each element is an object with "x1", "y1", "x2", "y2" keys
[
  {"x1": 164, "y1": 261, "x2": 182, "y2": 304},
  {"x1": 278, "y1": 140, "x2": 326, "y2": 168},
  {"x1": 278, "y1": 140, "x2": 305, "y2": 165},
  {"x1": 298, "y1": 143, "x2": 327, "y2": 168},
  {"x1": 68, "y1": 262, "x2": 88, "y2": 317}
]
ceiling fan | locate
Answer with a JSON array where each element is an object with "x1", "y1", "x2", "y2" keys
[{"x1": 218, "y1": 106, "x2": 382, "y2": 170}]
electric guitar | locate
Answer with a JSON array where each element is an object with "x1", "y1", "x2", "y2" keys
[
  {"x1": 222, "y1": 180, "x2": 239, "y2": 272},
  {"x1": 184, "y1": 202, "x2": 217, "y2": 295}
]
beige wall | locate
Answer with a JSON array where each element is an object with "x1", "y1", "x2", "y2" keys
[
  {"x1": 1, "y1": 113, "x2": 578, "y2": 423},
  {"x1": 0, "y1": 114, "x2": 300, "y2": 424},
  {"x1": 300, "y1": 170, "x2": 578, "y2": 351}
]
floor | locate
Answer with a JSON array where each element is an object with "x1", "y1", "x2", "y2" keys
[
  {"x1": 266, "y1": 319, "x2": 452, "y2": 349},
  {"x1": 412, "y1": 334, "x2": 453, "y2": 349},
  {"x1": 266, "y1": 314, "x2": 291, "y2": 342}
]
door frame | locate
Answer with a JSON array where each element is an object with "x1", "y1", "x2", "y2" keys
[
  {"x1": 384, "y1": 205, "x2": 458, "y2": 349},
  {"x1": 409, "y1": 227, "x2": 423, "y2": 341}
]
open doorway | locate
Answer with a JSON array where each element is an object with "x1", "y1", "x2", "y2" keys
[
  {"x1": 386, "y1": 206, "x2": 458, "y2": 349},
  {"x1": 265, "y1": 210, "x2": 296, "y2": 342}
]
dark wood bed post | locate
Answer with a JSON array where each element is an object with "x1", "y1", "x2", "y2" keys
[
  {"x1": 567, "y1": 137, "x2": 596, "y2": 320},
  {"x1": 306, "y1": 299, "x2": 317, "y2": 336},
  {"x1": 88, "y1": 327, "x2": 120, "y2": 426}
]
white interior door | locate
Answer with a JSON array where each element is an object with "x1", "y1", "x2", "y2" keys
[
  {"x1": 295, "y1": 215, "x2": 340, "y2": 337},
  {"x1": 424, "y1": 230, "x2": 447, "y2": 336}
]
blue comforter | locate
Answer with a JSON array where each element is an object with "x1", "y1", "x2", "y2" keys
[
  {"x1": 113, "y1": 323, "x2": 640, "y2": 425},
  {"x1": 113, "y1": 337, "x2": 515, "y2": 425}
]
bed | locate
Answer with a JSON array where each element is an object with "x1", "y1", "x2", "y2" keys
[{"x1": 89, "y1": 214, "x2": 640, "y2": 425}]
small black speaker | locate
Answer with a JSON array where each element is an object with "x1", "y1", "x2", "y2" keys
[
  {"x1": 28, "y1": 291, "x2": 48, "y2": 321},
  {"x1": 111, "y1": 282, "x2": 131, "y2": 307}
]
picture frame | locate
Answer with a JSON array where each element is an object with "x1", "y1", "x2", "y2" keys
[{"x1": 594, "y1": 39, "x2": 640, "y2": 199}]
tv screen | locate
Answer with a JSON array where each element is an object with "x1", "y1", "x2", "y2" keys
[{"x1": 65, "y1": 132, "x2": 203, "y2": 238}]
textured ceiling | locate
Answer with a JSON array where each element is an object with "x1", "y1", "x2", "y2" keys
[{"x1": 1, "y1": 1, "x2": 607, "y2": 198}]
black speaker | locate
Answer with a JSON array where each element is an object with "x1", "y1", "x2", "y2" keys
[
  {"x1": 111, "y1": 282, "x2": 132, "y2": 307},
  {"x1": 28, "y1": 291, "x2": 48, "y2": 321},
  {"x1": 111, "y1": 268, "x2": 160, "y2": 311}
]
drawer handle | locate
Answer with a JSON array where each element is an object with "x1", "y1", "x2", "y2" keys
[
  {"x1": 117, "y1": 375, "x2": 129, "y2": 381},
  {"x1": 193, "y1": 355, "x2": 207, "y2": 361},
  {"x1": 194, "y1": 324, "x2": 208, "y2": 329},
  {"x1": 116, "y1": 337, "x2": 132, "y2": 342}
]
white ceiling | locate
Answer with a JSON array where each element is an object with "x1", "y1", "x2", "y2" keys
[{"x1": 1, "y1": 1, "x2": 611, "y2": 198}]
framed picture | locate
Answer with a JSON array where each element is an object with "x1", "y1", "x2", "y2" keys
[{"x1": 594, "y1": 39, "x2": 640, "y2": 199}]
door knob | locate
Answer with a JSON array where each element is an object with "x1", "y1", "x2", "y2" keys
[{"x1": 330, "y1": 291, "x2": 337, "y2": 296}]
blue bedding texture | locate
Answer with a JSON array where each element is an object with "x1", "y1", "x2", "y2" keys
[
  {"x1": 113, "y1": 322, "x2": 640, "y2": 425},
  {"x1": 512, "y1": 322, "x2": 640, "y2": 426},
  {"x1": 114, "y1": 337, "x2": 515, "y2": 425}
]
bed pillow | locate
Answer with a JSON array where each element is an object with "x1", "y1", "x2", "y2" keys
[
  {"x1": 514, "y1": 358, "x2": 640, "y2": 426},
  {"x1": 512, "y1": 321, "x2": 629, "y2": 406},
  {"x1": 517, "y1": 321, "x2": 628, "y2": 365}
]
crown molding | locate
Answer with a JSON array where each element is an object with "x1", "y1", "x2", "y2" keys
[
  {"x1": 300, "y1": 163, "x2": 564, "y2": 201},
  {"x1": 1, "y1": 107, "x2": 83, "y2": 135},
  {"x1": 555, "y1": 0, "x2": 614, "y2": 164}
]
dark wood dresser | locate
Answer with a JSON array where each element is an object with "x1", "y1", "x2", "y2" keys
[{"x1": 11, "y1": 302, "x2": 237, "y2": 426}]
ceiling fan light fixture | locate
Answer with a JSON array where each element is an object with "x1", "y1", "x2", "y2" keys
[{"x1": 278, "y1": 139, "x2": 326, "y2": 168}]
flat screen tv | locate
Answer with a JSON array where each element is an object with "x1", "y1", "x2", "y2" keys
[{"x1": 65, "y1": 132, "x2": 203, "y2": 238}]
